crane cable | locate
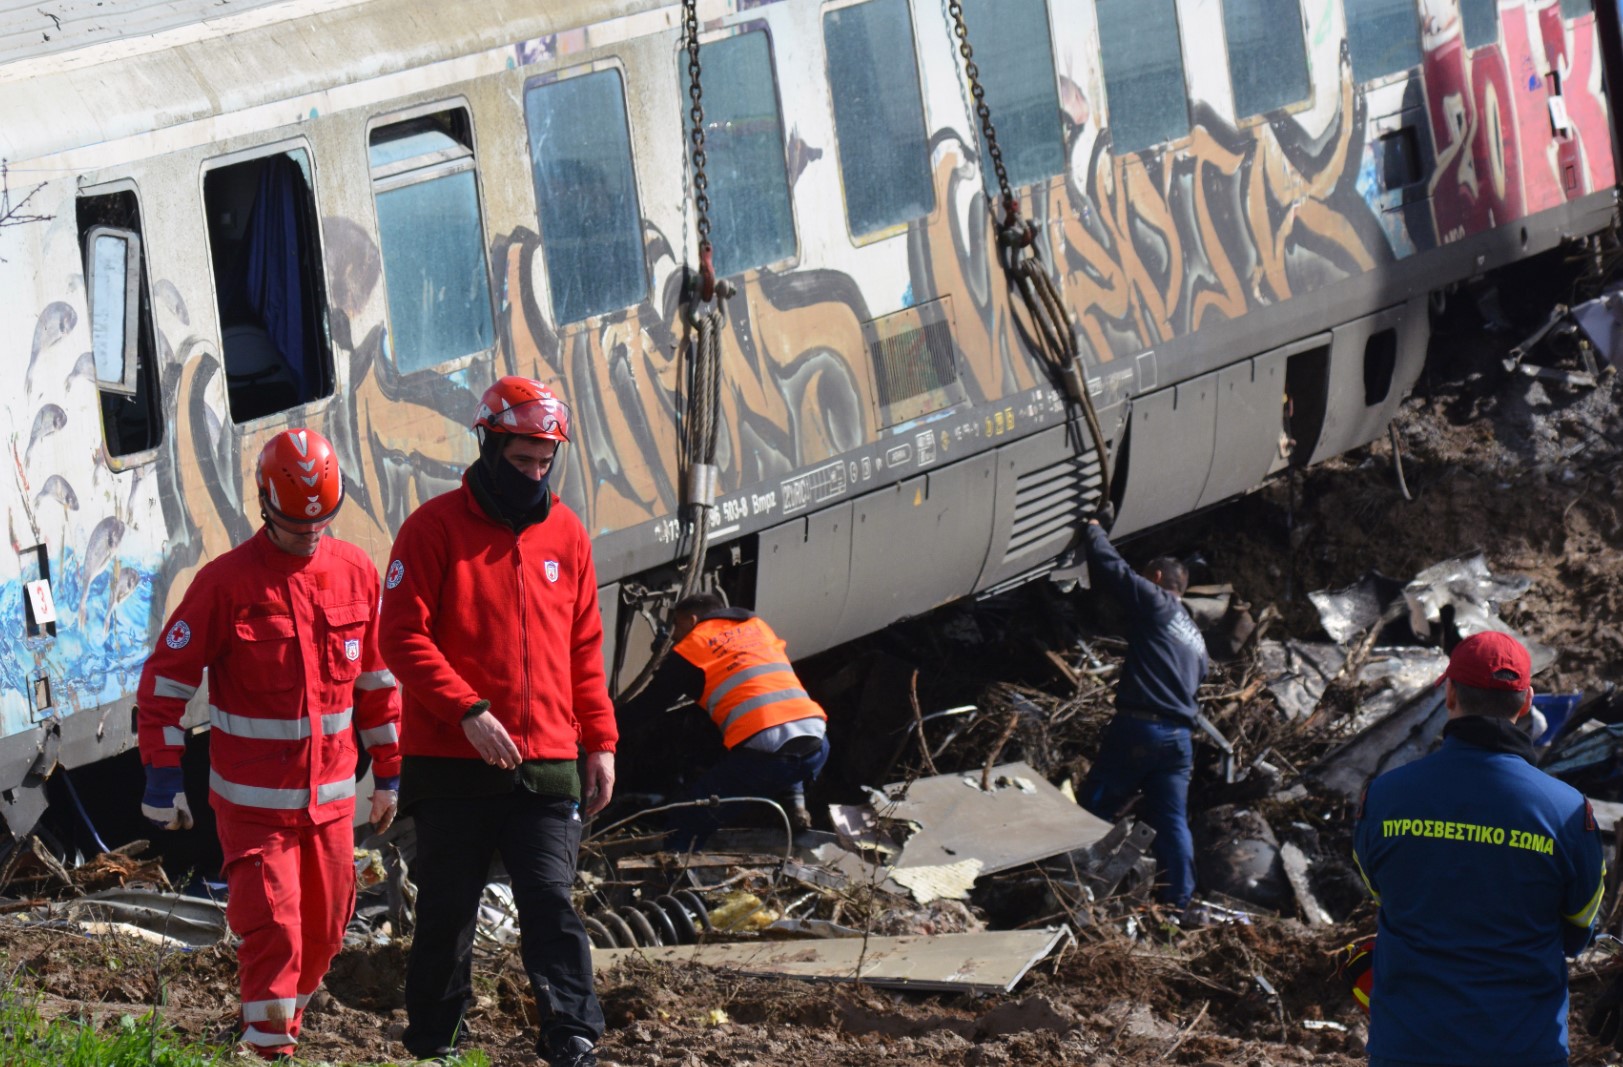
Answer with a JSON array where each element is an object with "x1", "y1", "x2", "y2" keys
[
  {"x1": 617, "y1": 0, "x2": 729, "y2": 703},
  {"x1": 946, "y1": 1, "x2": 1112, "y2": 507}
]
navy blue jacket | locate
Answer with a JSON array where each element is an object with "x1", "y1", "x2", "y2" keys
[
  {"x1": 1083, "y1": 524, "x2": 1207, "y2": 723},
  {"x1": 1354, "y1": 717, "x2": 1605, "y2": 1067}
]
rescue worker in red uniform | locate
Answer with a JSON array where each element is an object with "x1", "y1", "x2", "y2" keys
[
  {"x1": 378, "y1": 377, "x2": 616, "y2": 1067},
  {"x1": 136, "y1": 428, "x2": 402, "y2": 1062},
  {"x1": 620, "y1": 592, "x2": 829, "y2": 850}
]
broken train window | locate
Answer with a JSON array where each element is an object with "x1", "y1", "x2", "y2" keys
[
  {"x1": 77, "y1": 187, "x2": 164, "y2": 458},
  {"x1": 204, "y1": 145, "x2": 336, "y2": 423}
]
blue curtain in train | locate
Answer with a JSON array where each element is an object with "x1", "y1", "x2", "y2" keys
[{"x1": 236, "y1": 156, "x2": 307, "y2": 398}]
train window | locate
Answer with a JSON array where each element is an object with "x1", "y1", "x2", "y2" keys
[
  {"x1": 525, "y1": 71, "x2": 648, "y2": 324},
  {"x1": 1460, "y1": 0, "x2": 1498, "y2": 46},
  {"x1": 369, "y1": 110, "x2": 496, "y2": 374},
  {"x1": 1223, "y1": 0, "x2": 1311, "y2": 117},
  {"x1": 1559, "y1": 0, "x2": 1590, "y2": 18},
  {"x1": 823, "y1": 0, "x2": 935, "y2": 236},
  {"x1": 1095, "y1": 0, "x2": 1191, "y2": 154},
  {"x1": 689, "y1": 31, "x2": 796, "y2": 276},
  {"x1": 204, "y1": 147, "x2": 335, "y2": 423},
  {"x1": 1345, "y1": 0, "x2": 1422, "y2": 81},
  {"x1": 86, "y1": 228, "x2": 142, "y2": 395},
  {"x1": 960, "y1": 0, "x2": 1064, "y2": 189},
  {"x1": 76, "y1": 191, "x2": 163, "y2": 457}
]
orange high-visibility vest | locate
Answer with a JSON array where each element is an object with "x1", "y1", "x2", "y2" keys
[{"x1": 674, "y1": 616, "x2": 827, "y2": 748}]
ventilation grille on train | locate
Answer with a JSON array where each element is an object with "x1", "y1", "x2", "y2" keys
[
  {"x1": 863, "y1": 297, "x2": 968, "y2": 428},
  {"x1": 1002, "y1": 452, "x2": 1104, "y2": 565}
]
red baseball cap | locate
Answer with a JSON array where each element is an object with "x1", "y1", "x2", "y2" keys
[{"x1": 1438, "y1": 631, "x2": 1532, "y2": 691}]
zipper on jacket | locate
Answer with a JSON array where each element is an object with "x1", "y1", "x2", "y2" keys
[{"x1": 514, "y1": 535, "x2": 532, "y2": 755}]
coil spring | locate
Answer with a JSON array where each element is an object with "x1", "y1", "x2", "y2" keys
[{"x1": 582, "y1": 890, "x2": 710, "y2": 948}]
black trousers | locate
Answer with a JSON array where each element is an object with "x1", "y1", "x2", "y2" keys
[{"x1": 402, "y1": 791, "x2": 604, "y2": 1058}]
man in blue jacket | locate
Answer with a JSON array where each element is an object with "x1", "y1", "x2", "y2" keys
[
  {"x1": 1354, "y1": 631, "x2": 1605, "y2": 1067},
  {"x1": 1077, "y1": 518, "x2": 1208, "y2": 911}
]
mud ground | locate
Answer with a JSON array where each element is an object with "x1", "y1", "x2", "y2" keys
[{"x1": 6, "y1": 304, "x2": 1623, "y2": 1065}]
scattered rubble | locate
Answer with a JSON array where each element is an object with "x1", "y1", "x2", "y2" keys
[{"x1": 0, "y1": 353, "x2": 1617, "y2": 1065}]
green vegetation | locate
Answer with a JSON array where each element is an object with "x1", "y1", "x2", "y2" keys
[{"x1": 0, "y1": 987, "x2": 490, "y2": 1067}]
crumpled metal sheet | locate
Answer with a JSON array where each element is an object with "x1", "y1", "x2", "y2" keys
[
  {"x1": 1307, "y1": 572, "x2": 1409, "y2": 644},
  {"x1": 592, "y1": 926, "x2": 1075, "y2": 993},
  {"x1": 884, "y1": 762, "x2": 1112, "y2": 876},
  {"x1": 65, "y1": 887, "x2": 227, "y2": 948},
  {"x1": 1402, "y1": 554, "x2": 1556, "y2": 672},
  {"x1": 1258, "y1": 640, "x2": 1346, "y2": 721},
  {"x1": 1570, "y1": 290, "x2": 1623, "y2": 368},
  {"x1": 1312, "y1": 686, "x2": 1449, "y2": 801}
]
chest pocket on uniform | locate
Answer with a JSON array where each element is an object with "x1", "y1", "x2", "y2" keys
[
  {"x1": 231, "y1": 615, "x2": 298, "y2": 692},
  {"x1": 322, "y1": 602, "x2": 370, "y2": 683}
]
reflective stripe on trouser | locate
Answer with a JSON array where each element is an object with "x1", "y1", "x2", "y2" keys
[{"x1": 218, "y1": 815, "x2": 357, "y2": 1057}]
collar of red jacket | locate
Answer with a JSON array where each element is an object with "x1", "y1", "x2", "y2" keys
[{"x1": 251, "y1": 526, "x2": 324, "y2": 573}]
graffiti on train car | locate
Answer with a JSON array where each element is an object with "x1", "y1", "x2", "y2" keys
[
  {"x1": 3, "y1": 0, "x2": 1617, "y2": 744},
  {"x1": 1049, "y1": 45, "x2": 1387, "y2": 362}
]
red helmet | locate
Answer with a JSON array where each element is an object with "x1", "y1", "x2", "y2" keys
[
  {"x1": 473, "y1": 376, "x2": 571, "y2": 442},
  {"x1": 256, "y1": 428, "x2": 344, "y2": 523}
]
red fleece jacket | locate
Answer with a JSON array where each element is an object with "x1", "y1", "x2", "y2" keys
[{"x1": 378, "y1": 478, "x2": 617, "y2": 760}]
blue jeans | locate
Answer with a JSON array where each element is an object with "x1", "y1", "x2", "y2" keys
[
  {"x1": 1078, "y1": 714, "x2": 1195, "y2": 908},
  {"x1": 667, "y1": 737, "x2": 830, "y2": 852}
]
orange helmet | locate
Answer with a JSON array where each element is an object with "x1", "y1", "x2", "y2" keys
[
  {"x1": 256, "y1": 428, "x2": 344, "y2": 523},
  {"x1": 473, "y1": 376, "x2": 571, "y2": 442}
]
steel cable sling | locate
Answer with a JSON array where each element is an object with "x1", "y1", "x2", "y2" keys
[
  {"x1": 947, "y1": 0, "x2": 1112, "y2": 507},
  {"x1": 618, "y1": 0, "x2": 730, "y2": 703}
]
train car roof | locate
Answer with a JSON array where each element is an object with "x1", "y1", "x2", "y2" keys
[
  {"x1": 0, "y1": 0, "x2": 654, "y2": 166},
  {"x1": 0, "y1": 0, "x2": 302, "y2": 67}
]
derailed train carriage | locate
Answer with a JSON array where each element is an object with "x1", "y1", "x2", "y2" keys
[{"x1": 0, "y1": 0, "x2": 1615, "y2": 837}]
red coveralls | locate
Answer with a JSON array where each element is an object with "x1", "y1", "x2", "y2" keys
[{"x1": 137, "y1": 531, "x2": 401, "y2": 1058}]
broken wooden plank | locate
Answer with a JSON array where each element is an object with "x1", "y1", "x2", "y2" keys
[{"x1": 1279, "y1": 843, "x2": 1332, "y2": 926}]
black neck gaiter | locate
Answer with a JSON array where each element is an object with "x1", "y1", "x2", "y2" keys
[{"x1": 471, "y1": 435, "x2": 553, "y2": 531}]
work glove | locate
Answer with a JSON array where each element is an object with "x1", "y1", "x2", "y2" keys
[
  {"x1": 1333, "y1": 935, "x2": 1375, "y2": 1015},
  {"x1": 1586, "y1": 971, "x2": 1623, "y2": 1050},
  {"x1": 369, "y1": 775, "x2": 400, "y2": 834},
  {"x1": 141, "y1": 765, "x2": 194, "y2": 831}
]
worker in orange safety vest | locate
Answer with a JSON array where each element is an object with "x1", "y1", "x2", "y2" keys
[
  {"x1": 619, "y1": 592, "x2": 829, "y2": 850},
  {"x1": 136, "y1": 428, "x2": 401, "y2": 1061}
]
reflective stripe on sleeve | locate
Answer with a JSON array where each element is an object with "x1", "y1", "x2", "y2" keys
[
  {"x1": 359, "y1": 724, "x2": 399, "y2": 748},
  {"x1": 718, "y1": 688, "x2": 812, "y2": 733},
  {"x1": 356, "y1": 669, "x2": 396, "y2": 691},
  {"x1": 162, "y1": 727, "x2": 186, "y2": 747},
  {"x1": 1567, "y1": 865, "x2": 1608, "y2": 927},
  {"x1": 153, "y1": 676, "x2": 199, "y2": 700},
  {"x1": 705, "y1": 662, "x2": 796, "y2": 713},
  {"x1": 1352, "y1": 849, "x2": 1381, "y2": 905},
  {"x1": 210, "y1": 770, "x2": 357, "y2": 809}
]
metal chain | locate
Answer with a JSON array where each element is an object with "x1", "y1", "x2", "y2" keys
[
  {"x1": 942, "y1": 0, "x2": 1113, "y2": 510},
  {"x1": 946, "y1": 0, "x2": 1012, "y2": 215},
  {"x1": 684, "y1": 0, "x2": 710, "y2": 247}
]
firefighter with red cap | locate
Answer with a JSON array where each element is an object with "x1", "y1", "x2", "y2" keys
[
  {"x1": 1353, "y1": 631, "x2": 1605, "y2": 1067},
  {"x1": 378, "y1": 376, "x2": 616, "y2": 1067},
  {"x1": 136, "y1": 428, "x2": 402, "y2": 1061}
]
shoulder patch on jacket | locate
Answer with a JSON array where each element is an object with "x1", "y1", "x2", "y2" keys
[
  {"x1": 1586, "y1": 799, "x2": 1597, "y2": 833},
  {"x1": 165, "y1": 620, "x2": 191, "y2": 649},
  {"x1": 386, "y1": 560, "x2": 405, "y2": 589}
]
